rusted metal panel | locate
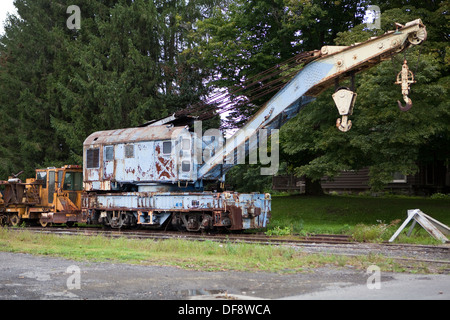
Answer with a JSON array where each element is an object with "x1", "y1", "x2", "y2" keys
[
  {"x1": 39, "y1": 211, "x2": 86, "y2": 224},
  {"x1": 228, "y1": 206, "x2": 243, "y2": 230},
  {"x1": 3, "y1": 183, "x2": 25, "y2": 205},
  {"x1": 0, "y1": 181, "x2": 41, "y2": 206},
  {"x1": 154, "y1": 141, "x2": 176, "y2": 181}
]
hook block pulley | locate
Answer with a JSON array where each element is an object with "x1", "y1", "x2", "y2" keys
[{"x1": 333, "y1": 88, "x2": 357, "y2": 132}]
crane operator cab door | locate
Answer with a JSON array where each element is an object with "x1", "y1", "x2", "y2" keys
[
  {"x1": 36, "y1": 169, "x2": 48, "y2": 205},
  {"x1": 176, "y1": 132, "x2": 195, "y2": 183},
  {"x1": 61, "y1": 169, "x2": 83, "y2": 208},
  {"x1": 103, "y1": 145, "x2": 115, "y2": 181}
]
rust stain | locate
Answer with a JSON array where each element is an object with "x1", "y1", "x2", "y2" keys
[
  {"x1": 158, "y1": 157, "x2": 170, "y2": 167},
  {"x1": 159, "y1": 172, "x2": 171, "y2": 179}
]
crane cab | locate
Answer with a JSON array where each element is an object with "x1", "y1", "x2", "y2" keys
[
  {"x1": 33, "y1": 165, "x2": 84, "y2": 226},
  {"x1": 34, "y1": 165, "x2": 83, "y2": 208},
  {"x1": 83, "y1": 125, "x2": 198, "y2": 192}
]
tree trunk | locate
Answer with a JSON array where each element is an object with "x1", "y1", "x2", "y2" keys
[{"x1": 304, "y1": 177, "x2": 324, "y2": 196}]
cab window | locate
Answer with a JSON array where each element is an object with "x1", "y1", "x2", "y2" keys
[
  {"x1": 86, "y1": 148, "x2": 100, "y2": 168},
  {"x1": 163, "y1": 141, "x2": 172, "y2": 155},
  {"x1": 104, "y1": 146, "x2": 114, "y2": 161},
  {"x1": 36, "y1": 171, "x2": 47, "y2": 188},
  {"x1": 63, "y1": 172, "x2": 83, "y2": 191}
]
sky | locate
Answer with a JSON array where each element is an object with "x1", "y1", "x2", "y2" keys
[{"x1": 0, "y1": 0, "x2": 17, "y2": 34}]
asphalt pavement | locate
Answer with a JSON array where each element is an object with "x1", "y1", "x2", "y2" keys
[{"x1": 0, "y1": 251, "x2": 448, "y2": 301}]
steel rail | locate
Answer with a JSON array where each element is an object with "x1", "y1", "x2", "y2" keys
[{"x1": 4, "y1": 226, "x2": 353, "y2": 244}]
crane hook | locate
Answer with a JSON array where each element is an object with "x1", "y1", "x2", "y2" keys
[
  {"x1": 395, "y1": 60, "x2": 415, "y2": 112},
  {"x1": 398, "y1": 95, "x2": 412, "y2": 112}
]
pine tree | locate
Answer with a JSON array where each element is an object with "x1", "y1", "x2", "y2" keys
[
  {"x1": 0, "y1": 0, "x2": 217, "y2": 177},
  {"x1": 0, "y1": 0, "x2": 68, "y2": 177}
]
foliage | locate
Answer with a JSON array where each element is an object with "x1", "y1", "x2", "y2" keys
[
  {"x1": 280, "y1": 5, "x2": 449, "y2": 191},
  {"x1": 351, "y1": 220, "x2": 401, "y2": 243},
  {"x1": 265, "y1": 218, "x2": 304, "y2": 236},
  {"x1": 265, "y1": 225, "x2": 292, "y2": 236},
  {"x1": 0, "y1": 0, "x2": 219, "y2": 177},
  {"x1": 0, "y1": 0, "x2": 447, "y2": 196},
  {"x1": 226, "y1": 164, "x2": 273, "y2": 193},
  {"x1": 430, "y1": 193, "x2": 450, "y2": 200}
]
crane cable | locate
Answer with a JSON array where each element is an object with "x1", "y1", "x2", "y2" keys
[
  {"x1": 174, "y1": 52, "x2": 304, "y2": 117},
  {"x1": 175, "y1": 50, "x2": 319, "y2": 121}
]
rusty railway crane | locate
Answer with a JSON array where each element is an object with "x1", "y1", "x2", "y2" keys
[
  {"x1": 80, "y1": 20, "x2": 427, "y2": 231},
  {"x1": 0, "y1": 20, "x2": 426, "y2": 231}
]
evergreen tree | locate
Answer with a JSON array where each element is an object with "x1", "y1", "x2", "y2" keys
[
  {"x1": 0, "y1": 0, "x2": 217, "y2": 177},
  {"x1": 0, "y1": 0, "x2": 70, "y2": 176}
]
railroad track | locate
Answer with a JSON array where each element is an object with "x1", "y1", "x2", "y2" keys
[
  {"x1": 4, "y1": 226, "x2": 449, "y2": 267},
  {"x1": 5, "y1": 226, "x2": 354, "y2": 245}
]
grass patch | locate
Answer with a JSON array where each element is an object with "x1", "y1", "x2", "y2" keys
[
  {"x1": 269, "y1": 194, "x2": 450, "y2": 244},
  {"x1": 351, "y1": 220, "x2": 400, "y2": 243},
  {"x1": 0, "y1": 228, "x2": 436, "y2": 273},
  {"x1": 0, "y1": 195, "x2": 448, "y2": 274}
]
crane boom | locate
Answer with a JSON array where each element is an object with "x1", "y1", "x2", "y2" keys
[{"x1": 197, "y1": 19, "x2": 427, "y2": 180}]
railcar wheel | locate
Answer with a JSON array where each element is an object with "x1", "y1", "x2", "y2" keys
[
  {"x1": 107, "y1": 211, "x2": 125, "y2": 229},
  {"x1": 171, "y1": 213, "x2": 186, "y2": 231},
  {"x1": 0, "y1": 214, "x2": 7, "y2": 226},
  {"x1": 39, "y1": 219, "x2": 49, "y2": 228},
  {"x1": 9, "y1": 214, "x2": 21, "y2": 227}
]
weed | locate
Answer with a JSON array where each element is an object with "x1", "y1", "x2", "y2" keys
[
  {"x1": 430, "y1": 193, "x2": 450, "y2": 200},
  {"x1": 265, "y1": 226, "x2": 291, "y2": 236},
  {"x1": 352, "y1": 220, "x2": 401, "y2": 242}
]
